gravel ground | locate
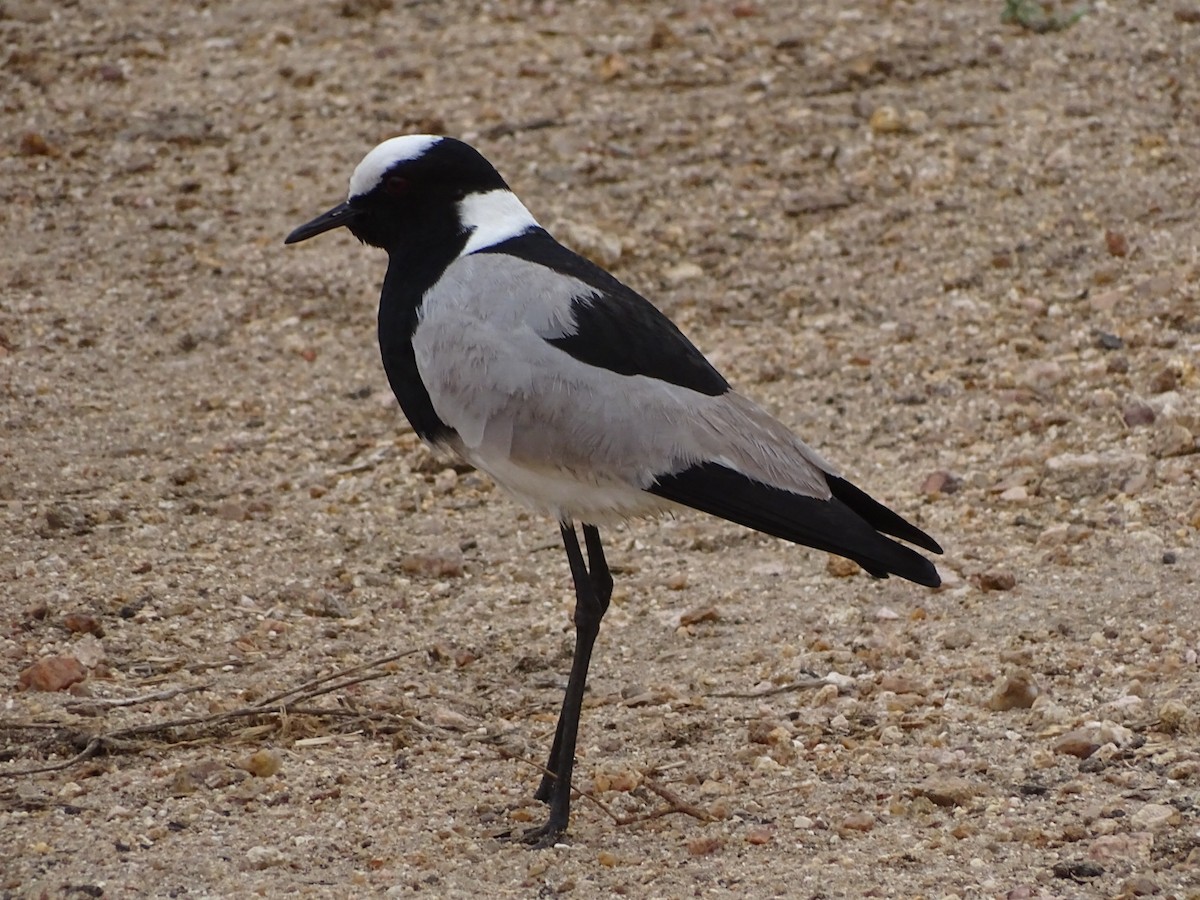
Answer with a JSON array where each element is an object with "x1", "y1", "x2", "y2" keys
[{"x1": 3, "y1": 1, "x2": 1199, "y2": 897}]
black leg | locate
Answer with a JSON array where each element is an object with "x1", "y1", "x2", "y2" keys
[
  {"x1": 534, "y1": 524, "x2": 612, "y2": 804},
  {"x1": 518, "y1": 522, "x2": 611, "y2": 847}
]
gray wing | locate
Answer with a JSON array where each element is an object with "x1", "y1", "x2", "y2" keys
[{"x1": 411, "y1": 253, "x2": 837, "y2": 497}]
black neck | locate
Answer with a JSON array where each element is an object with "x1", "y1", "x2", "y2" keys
[{"x1": 376, "y1": 238, "x2": 467, "y2": 443}]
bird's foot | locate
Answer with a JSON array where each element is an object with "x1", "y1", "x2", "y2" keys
[{"x1": 497, "y1": 817, "x2": 567, "y2": 849}]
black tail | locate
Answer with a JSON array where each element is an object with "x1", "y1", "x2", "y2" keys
[{"x1": 648, "y1": 463, "x2": 942, "y2": 587}]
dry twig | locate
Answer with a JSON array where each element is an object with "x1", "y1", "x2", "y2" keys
[
  {"x1": 708, "y1": 677, "x2": 826, "y2": 699},
  {"x1": 0, "y1": 649, "x2": 418, "y2": 778}
]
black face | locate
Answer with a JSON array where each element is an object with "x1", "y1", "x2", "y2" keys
[{"x1": 284, "y1": 137, "x2": 510, "y2": 257}]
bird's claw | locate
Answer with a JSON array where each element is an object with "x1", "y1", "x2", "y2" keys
[{"x1": 496, "y1": 820, "x2": 567, "y2": 849}]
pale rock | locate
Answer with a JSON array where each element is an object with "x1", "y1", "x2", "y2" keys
[
  {"x1": 1043, "y1": 451, "x2": 1150, "y2": 500},
  {"x1": 1100, "y1": 694, "x2": 1144, "y2": 723},
  {"x1": 1037, "y1": 523, "x2": 1071, "y2": 546},
  {"x1": 72, "y1": 635, "x2": 106, "y2": 669},
  {"x1": 824, "y1": 672, "x2": 855, "y2": 690},
  {"x1": 880, "y1": 725, "x2": 904, "y2": 745},
  {"x1": 432, "y1": 706, "x2": 474, "y2": 731},
  {"x1": 987, "y1": 671, "x2": 1039, "y2": 711},
  {"x1": 1088, "y1": 832, "x2": 1152, "y2": 862},
  {"x1": 753, "y1": 754, "x2": 783, "y2": 773},
  {"x1": 940, "y1": 626, "x2": 974, "y2": 650},
  {"x1": 811, "y1": 683, "x2": 839, "y2": 706},
  {"x1": 1157, "y1": 698, "x2": 1191, "y2": 733},
  {"x1": 1153, "y1": 423, "x2": 1197, "y2": 458},
  {"x1": 558, "y1": 220, "x2": 624, "y2": 268},
  {"x1": 1053, "y1": 729, "x2": 1101, "y2": 759},
  {"x1": 869, "y1": 105, "x2": 904, "y2": 134},
  {"x1": 1131, "y1": 802, "x2": 1181, "y2": 830},
  {"x1": 663, "y1": 262, "x2": 703, "y2": 286},
  {"x1": 914, "y1": 775, "x2": 981, "y2": 808},
  {"x1": 245, "y1": 845, "x2": 286, "y2": 869},
  {"x1": 1022, "y1": 360, "x2": 1065, "y2": 389}
]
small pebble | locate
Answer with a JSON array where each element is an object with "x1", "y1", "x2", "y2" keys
[
  {"x1": 63, "y1": 612, "x2": 103, "y2": 636},
  {"x1": 1122, "y1": 401, "x2": 1155, "y2": 427},
  {"x1": 592, "y1": 765, "x2": 640, "y2": 793},
  {"x1": 1122, "y1": 876, "x2": 1160, "y2": 897},
  {"x1": 1053, "y1": 729, "x2": 1101, "y2": 759},
  {"x1": 745, "y1": 825, "x2": 773, "y2": 845},
  {"x1": 1104, "y1": 230, "x2": 1129, "y2": 257},
  {"x1": 869, "y1": 105, "x2": 904, "y2": 134},
  {"x1": 239, "y1": 749, "x2": 283, "y2": 778},
  {"x1": 679, "y1": 604, "x2": 719, "y2": 626},
  {"x1": 921, "y1": 471, "x2": 962, "y2": 495},
  {"x1": 558, "y1": 221, "x2": 623, "y2": 268},
  {"x1": 18, "y1": 655, "x2": 87, "y2": 692},
  {"x1": 998, "y1": 485, "x2": 1028, "y2": 503},
  {"x1": 914, "y1": 776, "x2": 980, "y2": 808},
  {"x1": 19, "y1": 131, "x2": 59, "y2": 156},
  {"x1": 431, "y1": 707, "x2": 473, "y2": 731},
  {"x1": 1148, "y1": 367, "x2": 1179, "y2": 393},
  {"x1": 1130, "y1": 802, "x2": 1181, "y2": 830},
  {"x1": 838, "y1": 811, "x2": 875, "y2": 832},
  {"x1": 826, "y1": 556, "x2": 859, "y2": 578},
  {"x1": 939, "y1": 626, "x2": 973, "y2": 649},
  {"x1": 1052, "y1": 861, "x2": 1103, "y2": 880},
  {"x1": 1157, "y1": 698, "x2": 1190, "y2": 733},
  {"x1": 1152, "y1": 423, "x2": 1196, "y2": 458},
  {"x1": 686, "y1": 835, "x2": 723, "y2": 857},
  {"x1": 245, "y1": 845, "x2": 286, "y2": 870},
  {"x1": 399, "y1": 550, "x2": 464, "y2": 578},
  {"x1": 978, "y1": 570, "x2": 1016, "y2": 592},
  {"x1": 987, "y1": 671, "x2": 1039, "y2": 711},
  {"x1": 663, "y1": 262, "x2": 703, "y2": 286}
]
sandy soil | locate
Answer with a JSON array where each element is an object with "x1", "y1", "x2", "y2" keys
[{"x1": 3, "y1": 1, "x2": 1199, "y2": 897}]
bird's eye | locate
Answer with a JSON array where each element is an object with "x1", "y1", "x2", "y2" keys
[{"x1": 384, "y1": 175, "x2": 409, "y2": 197}]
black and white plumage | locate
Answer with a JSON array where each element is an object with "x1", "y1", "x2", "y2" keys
[{"x1": 285, "y1": 135, "x2": 943, "y2": 845}]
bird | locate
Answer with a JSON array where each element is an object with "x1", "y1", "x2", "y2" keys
[{"x1": 285, "y1": 134, "x2": 943, "y2": 846}]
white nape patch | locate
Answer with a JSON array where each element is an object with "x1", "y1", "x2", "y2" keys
[
  {"x1": 348, "y1": 135, "x2": 441, "y2": 198},
  {"x1": 458, "y1": 189, "x2": 539, "y2": 256}
]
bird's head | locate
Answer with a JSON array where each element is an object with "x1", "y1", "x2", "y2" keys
[{"x1": 284, "y1": 135, "x2": 538, "y2": 256}]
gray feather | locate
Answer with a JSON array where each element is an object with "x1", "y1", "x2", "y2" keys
[{"x1": 413, "y1": 255, "x2": 839, "y2": 520}]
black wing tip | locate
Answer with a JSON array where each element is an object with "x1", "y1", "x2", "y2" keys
[
  {"x1": 852, "y1": 544, "x2": 942, "y2": 588},
  {"x1": 826, "y1": 474, "x2": 943, "y2": 556},
  {"x1": 890, "y1": 556, "x2": 942, "y2": 588},
  {"x1": 649, "y1": 463, "x2": 943, "y2": 589}
]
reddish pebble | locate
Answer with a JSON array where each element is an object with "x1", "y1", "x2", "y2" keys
[
  {"x1": 1053, "y1": 729, "x2": 1101, "y2": 759},
  {"x1": 399, "y1": 550, "x2": 464, "y2": 578},
  {"x1": 18, "y1": 655, "x2": 87, "y2": 692},
  {"x1": 63, "y1": 612, "x2": 103, "y2": 636},
  {"x1": 921, "y1": 471, "x2": 961, "y2": 495},
  {"x1": 1122, "y1": 402, "x2": 1155, "y2": 427},
  {"x1": 979, "y1": 570, "x2": 1017, "y2": 592},
  {"x1": 680, "y1": 605, "x2": 720, "y2": 626},
  {"x1": 19, "y1": 131, "x2": 59, "y2": 157},
  {"x1": 839, "y1": 812, "x2": 875, "y2": 833},
  {"x1": 686, "y1": 835, "x2": 724, "y2": 856},
  {"x1": 987, "y1": 671, "x2": 1040, "y2": 711}
]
